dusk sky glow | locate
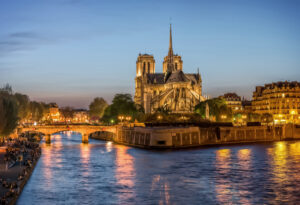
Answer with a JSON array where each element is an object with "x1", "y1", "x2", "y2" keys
[{"x1": 1, "y1": 0, "x2": 299, "y2": 108}]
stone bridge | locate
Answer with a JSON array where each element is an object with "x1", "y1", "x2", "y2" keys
[{"x1": 18, "y1": 125, "x2": 118, "y2": 144}]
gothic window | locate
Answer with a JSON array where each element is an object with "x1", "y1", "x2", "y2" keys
[
  {"x1": 143, "y1": 62, "x2": 146, "y2": 75},
  {"x1": 181, "y1": 88, "x2": 186, "y2": 98},
  {"x1": 148, "y1": 62, "x2": 150, "y2": 73}
]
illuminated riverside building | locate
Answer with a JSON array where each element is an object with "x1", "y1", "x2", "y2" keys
[
  {"x1": 220, "y1": 93, "x2": 243, "y2": 113},
  {"x1": 73, "y1": 109, "x2": 89, "y2": 123},
  {"x1": 48, "y1": 104, "x2": 62, "y2": 122},
  {"x1": 252, "y1": 81, "x2": 300, "y2": 124},
  {"x1": 134, "y1": 25, "x2": 204, "y2": 113}
]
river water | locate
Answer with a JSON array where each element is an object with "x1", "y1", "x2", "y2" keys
[{"x1": 17, "y1": 131, "x2": 300, "y2": 205}]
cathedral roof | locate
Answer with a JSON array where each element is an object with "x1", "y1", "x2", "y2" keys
[
  {"x1": 185, "y1": 73, "x2": 201, "y2": 83},
  {"x1": 146, "y1": 71, "x2": 200, "y2": 85},
  {"x1": 165, "y1": 70, "x2": 189, "y2": 83},
  {"x1": 146, "y1": 73, "x2": 165, "y2": 84}
]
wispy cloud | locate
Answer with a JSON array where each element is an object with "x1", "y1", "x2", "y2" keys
[
  {"x1": 0, "y1": 31, "x2": 47, "y2": 57},
  {"x1": 9, "y1": 32, "x2": 40, "y2": 39}
]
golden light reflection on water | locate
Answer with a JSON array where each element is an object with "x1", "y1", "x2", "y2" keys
[
  {"x1": 268, "y1": 141, "x2": 289, "y2": 202},
  {"x1": 237, "y1": 149, "x2": 251, "y2": 170},
  {"x1": 80, "y1": 143, "x2": 91, "y2": 178},
  {"x1": 42, "y1": 145, "x2": 53, "y2": 184},
  {"x1": 289, "y1": 142, "x2": 300, "y2": 157},
  {"x1": 106, "y1": 141, "x2": 113, "y2": 153},
  {"x1": 215, "y1": 149, "x2": 231, "y2": 173},
  {"x1": 269, "y1": 142, "x2": 287, "y2": 181},
  {"x1": 215, "y1": 149, "x2": 232, "y2": 204},
  {"x1": 237, "y1": 149, "x2": 252, "y2": 205},
  {"x1": 115, "y1": 145, "x2": 136, "y2": 202}
]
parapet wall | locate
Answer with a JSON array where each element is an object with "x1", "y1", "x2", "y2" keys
[{"x1": 112, "y1": 125, "x2": 300, "y2": 148}]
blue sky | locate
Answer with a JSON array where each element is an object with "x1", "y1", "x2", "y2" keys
[{"x1": 1, "y1": 0, "x2": 299, "y2": 108}]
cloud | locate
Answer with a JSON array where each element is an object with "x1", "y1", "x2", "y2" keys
[
  {"x1": 9, "y1": 32, "x2": 40, "y2": 39},
  {"x1": 0, "y1": 31, "x2": 47, "y2": 57}
]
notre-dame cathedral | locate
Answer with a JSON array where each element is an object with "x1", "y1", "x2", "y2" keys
[{"x1": 134, "y1": 25, "x2": 204, "y2": 113}]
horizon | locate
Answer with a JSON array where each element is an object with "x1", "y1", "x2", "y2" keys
[{"x1": 1, "y1": 0, "x2": 300, "y2": 108}]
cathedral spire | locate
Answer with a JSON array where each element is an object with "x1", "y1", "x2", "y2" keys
[{"x1": 168, "y1": 24, "x2": 173, "y2": 57}]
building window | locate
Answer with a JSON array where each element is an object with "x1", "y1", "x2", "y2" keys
[
  {"x1": 148, "y1": 62, "x2": 150, "y2": 73},
  {"x1": 143, "y1": 62, "x2": 146, "y2": 75},
  {"x1": 175, "y1": 63, "x2": 178, "y2": 70}
]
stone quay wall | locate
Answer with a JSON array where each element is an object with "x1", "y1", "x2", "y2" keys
[{"x1": 108, "y1": 124, "x2": 300, "y2": 149}]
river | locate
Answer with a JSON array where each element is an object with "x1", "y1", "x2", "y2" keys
[{"x1": 17, "y1": 131, "x2": 300, "y2": 204}]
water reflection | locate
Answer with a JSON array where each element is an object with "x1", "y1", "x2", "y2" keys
[
  {"x1": 106, "y1": 141, "x2": 113, "y2": 153},
  {"x1": 214, "y1": 149, "x2": 232, "y2": 204},
  {"x1": 41, "y1": 145, "x2": 53, "y2": 189},
  {"x1": 80, "y1": 144, "x2": 90, "y2": 178},
  {"x1": 150, "y1": 175, "x2": 170, "y2": 205},
  {"x1": 115, "y1": 145, "x2": 136, "y2": 203},
  {"x1": 237, "y1": 149, "x2": 251, "y2": 170},
  {"x1": 237, "y1": 149, "x2": 252, "y2": 204},
  {"x1": 17, "y1": 133, "x2": 300, "y2": 204}
]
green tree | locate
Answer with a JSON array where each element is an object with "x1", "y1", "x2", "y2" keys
[
  {"x1": 0, "y1": 85, "x2": 19, "y2": 137},
  {"x1": 14, "y1": 93, "x2": 30, "y2": 122},
  {"x1": 261, "y1": 113, "x2": 273, "y2": 124},
  {"x1": 29, "y1": 101, "x2": 44, "y2": 122},
  {"x1": 195, "y1": 98, "x2": 230, "y2": 121},
  {"x1": 102, "y1": 94, "x2": 139, "y2": 124},
  {"x1": 89, "y1": 97, "x2": 108, "y2": 120}
]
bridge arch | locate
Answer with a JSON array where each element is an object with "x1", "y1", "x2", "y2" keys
[{"x1": 18, "y1": 125, "x2": 118, "y2": 144}]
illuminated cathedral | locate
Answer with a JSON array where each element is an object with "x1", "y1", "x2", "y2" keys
[{"x1": 134, "y1": 25, "x2": 204, "y2": 113}]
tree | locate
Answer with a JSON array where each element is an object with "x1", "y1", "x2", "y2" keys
[
  {"x1": 0, "y1": 85, "x2": 19, "y2": 137},
  {"x1": 195, "y1": 98, "x2": 231, "y2": 121},
  {"x1": 89, "y1": 97, "x2": 108, "y2": 120},
  {"x1": 102, "y1": 94, "x2": 139, "y2": 124},
  {"x1": 14, "y1": 93, "x2": 30, "y2": 122},
  {"x1": 29, "y1": 101, "x2": 44, "y2": 122},
  {"x1": 261, "y1": 113, "x2": 273, "y2": 124}
]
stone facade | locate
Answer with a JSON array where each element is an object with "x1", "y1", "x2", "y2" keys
[
  {"x1": 252, "y1": 81, "x2": 300, "y2": 124},
  {"x1": 134, "y1": 25, "x2": 204, "y2": 113},
  {"x1": 111, "y1": 125, "x2": 298, "y2": 148}
]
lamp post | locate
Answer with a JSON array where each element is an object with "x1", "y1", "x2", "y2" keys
[{"x1": 118, "y1": 115, "x2": 124, "y2": 123}]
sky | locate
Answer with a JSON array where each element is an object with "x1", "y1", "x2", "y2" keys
[{"x1": 0, "y1": 0, "x2": 299, "y2": 108}]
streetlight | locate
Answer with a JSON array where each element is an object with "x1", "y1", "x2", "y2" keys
[
  {"x1": 221, "y1": 115, "x2": 227, "y2": 120},
  {"x1": 118, "y1": 115, "x2": 124, "y2": 122}
]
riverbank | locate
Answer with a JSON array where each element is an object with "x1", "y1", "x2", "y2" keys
[
  {"x1": 91, "y1": 124, "x2": 300, "y2": 149},
  {"x1": 0, "y1": 136, "x2": 41, "y2": 205}
]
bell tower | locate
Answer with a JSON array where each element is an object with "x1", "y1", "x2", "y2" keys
[
  {"x1": 134, "y1": 54, "x2": 155, "y2": 108},
  {"x1": 136, "y1": 54, "x2": 155, "y2": 77}
]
